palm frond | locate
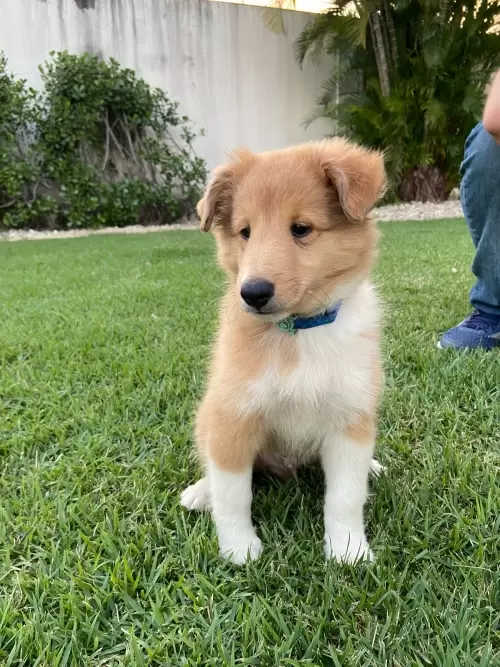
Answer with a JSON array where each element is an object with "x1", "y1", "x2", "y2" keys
[
  {"x1": 295, "y1": 14, "x2": 340, "y2": 65},
  {"x1": 295, "y1": 11, "x2": 370, "y2": 65},
  {"x1": 318, "y1": 67, "x2": 364, "y2": 105},
  {"x1": 423, "y1": 98, "x2": 446, "y2": 131},
  {"x1": 261, "y1": 0, "x2": 298, "y2": 35},
  {"x1": 262, "y1": 8, "x2": 287, "y2": 35}
]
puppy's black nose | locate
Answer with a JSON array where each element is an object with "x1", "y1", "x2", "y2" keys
[{"x1": 240, "y1": 279, "x2": 275, "y2": 310}]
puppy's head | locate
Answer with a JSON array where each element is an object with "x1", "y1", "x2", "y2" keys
[{"x1": 198, "y1": 139, "x2": 385, "y2": 319}]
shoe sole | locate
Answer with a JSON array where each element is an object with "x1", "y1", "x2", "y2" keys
[{"x1": 436, "y1": 339, "x2": 499, "y2": 351}]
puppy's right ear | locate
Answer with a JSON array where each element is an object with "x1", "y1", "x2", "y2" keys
[
  {"x1": 198, "y1": 165, "x2": 235, "y2": 233},
  {"x1": 199, "y1": 148, "x2": 255, "y2": 232}
]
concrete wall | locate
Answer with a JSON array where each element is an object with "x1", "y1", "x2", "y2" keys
[{"x1": 0, "y1": 0, "x2": 331, "y2": 171}]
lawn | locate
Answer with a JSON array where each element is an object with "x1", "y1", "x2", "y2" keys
[{"x1": 0, "y1": 220, "x2": 498, "y2": 666}]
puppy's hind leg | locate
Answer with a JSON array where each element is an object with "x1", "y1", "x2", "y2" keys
[
  {"x1": 180, "y1": 477, "x2": 211, "y2": 511},
  {"x1": 181, "y1": 399, "x2": 212, "y2": 512},
  {"x1": 369, "y1": 458, "x2": 385, "y2": 477}
]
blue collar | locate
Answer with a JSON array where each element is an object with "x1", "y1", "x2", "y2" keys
[{"x1": 275, "y1": 302, "x2": 341, "y2": 335}]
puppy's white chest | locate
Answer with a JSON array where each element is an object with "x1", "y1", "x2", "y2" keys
[{"x1": 245, "y1": 325, "x2": 371, "y2": 446}]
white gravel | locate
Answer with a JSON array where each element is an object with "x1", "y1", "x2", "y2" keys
[
  {"x1": 0, "y1": 201, "x2": 464, "y2": 242},
  {"x1": 375, "y1": 200, "x2": 463, "y2": 222},
  {"x1": 0, "y1": 221, "x2": 198, "y2": 242}
]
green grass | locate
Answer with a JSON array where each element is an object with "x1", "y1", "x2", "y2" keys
[{"x1": 0, "y1": 220, "x2": 498, "y2": 666}]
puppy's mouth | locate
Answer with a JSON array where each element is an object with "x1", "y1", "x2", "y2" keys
[{"x1": 241, "y1": 301, "x2": 289, "y2": 322}]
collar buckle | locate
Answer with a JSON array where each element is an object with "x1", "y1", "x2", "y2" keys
[{"x1": 275, "y1": 302, "x2": 341, "y2": 335}]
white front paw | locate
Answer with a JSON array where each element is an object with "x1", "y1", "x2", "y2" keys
[
  {"x1": 180, "y1": 478, "x2": 210, "y2": 511},
  {"x1": 324, "y1": 528, "x2": 373, "y2": 564},
  {"x1": 220, "y1": 533, "x2": 262, "y2": 565},
  {"x1": 369, "y1": 458, "x2": 385, "y2": 477}
]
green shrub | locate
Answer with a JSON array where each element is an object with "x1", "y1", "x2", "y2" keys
[
  {"x1": 0, "y1": 52, "x2": 206, "y2": 229},
  {"x1": 0, "y1": 54, "x2": 53, "y2": 228}
]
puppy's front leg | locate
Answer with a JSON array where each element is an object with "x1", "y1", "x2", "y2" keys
[
  {"x1": 321, "y1": 413, "x2": 376, "y2": 564},
  {"x1": 207, "y1": 409, "x2": 264, "y2": 564}
]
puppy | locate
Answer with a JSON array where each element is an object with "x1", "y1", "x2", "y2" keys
[{"x1": 181, "y1": 139, "x2": 386, "y2": 564}]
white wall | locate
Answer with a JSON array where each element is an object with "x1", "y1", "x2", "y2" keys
[{"x1": 0, "y1": 0, "x2": 331, "y2": 171}]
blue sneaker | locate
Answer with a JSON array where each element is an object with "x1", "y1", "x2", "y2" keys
[{"x1": 438, "y1": 310, "x2": 500, "y2": 350}]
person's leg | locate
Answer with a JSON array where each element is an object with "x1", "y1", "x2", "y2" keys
[
  {"x1": 463, "y1": 123, "x2": 500, "y2": 313},
  {"x1": 439, "y1": 122, "x2": 500, "y2": 350}
]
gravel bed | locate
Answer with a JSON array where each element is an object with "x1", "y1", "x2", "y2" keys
[
  {"x1": 375, "y1": 200, "x2": 463, "y2": 222},
  {"x1": 0, "y1": 201, "x2": 464, "y2": 242},
  {"x1": 0, "y1": 221, "x2": 198, "y2": 242}
]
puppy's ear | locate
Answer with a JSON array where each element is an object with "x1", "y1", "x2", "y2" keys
[
  {"x1": 198, "y1": 148, "x2": 255, "y2": 233},
  {"x1": 320, "y1": 140, "x2": 386, "y2": 222},
  {"x1": 198, "y1": 165, "x2": 235, "y2": 232}
]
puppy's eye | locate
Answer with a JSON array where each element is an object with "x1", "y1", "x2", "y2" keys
[
  {"x1": 240, "y1": 227, "x2": 251, "y2": 240},
  {"x1": 291, "y1": 223, "x2": 312, "y2": 239}
]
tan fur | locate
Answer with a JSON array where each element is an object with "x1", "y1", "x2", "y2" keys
[
  {"x1": 345, "y1": 413, "x2": 376, "y2": 443},
  {"x1": 360, "y1": 329, "x2": 379, "y2": 341},
  {"x1": 195, "y1": 138, "x2": 385, "y2": 473},
  {"x1": 196, "y1": 398, "x2": 264, "y2": 471}
]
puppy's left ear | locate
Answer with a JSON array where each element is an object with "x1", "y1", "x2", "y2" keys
[{"x1": 321, "y1": 139, "x2": 386, "y2": 222}]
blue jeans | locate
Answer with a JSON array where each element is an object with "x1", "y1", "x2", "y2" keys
[{"x1": 460, "y1": 122, "x2": 500, "y2": 315}]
